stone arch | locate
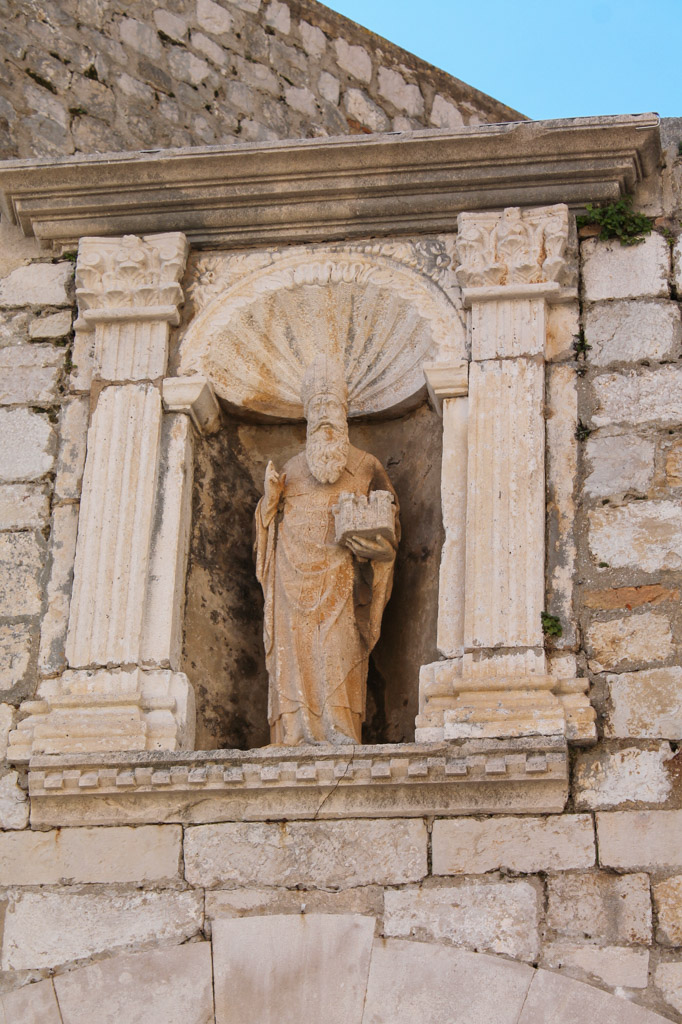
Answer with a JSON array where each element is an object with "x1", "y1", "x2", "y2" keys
[
  {"x1": 176, "y1": 249, "x2": 466, "y2": 419},
  {"x1": 1, "y1": 915, "x2": 674, "y2": 1024}
]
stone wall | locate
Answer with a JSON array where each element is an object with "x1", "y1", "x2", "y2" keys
[{"x1": 0, "y1": 0, "x2": 523, "y2": 159}]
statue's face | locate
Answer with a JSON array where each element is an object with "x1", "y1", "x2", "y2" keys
[{"x1": 305, "y1": 391, "x2": 349, "y2": 484}]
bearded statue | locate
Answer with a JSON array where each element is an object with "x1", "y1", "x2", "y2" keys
[{"x1": 254, "y1": 354, "x2": 399, "y2": 745}]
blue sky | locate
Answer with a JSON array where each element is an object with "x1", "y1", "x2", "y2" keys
[{"x1": 325, "y1": 0, "x2": 681, "y2": 120}]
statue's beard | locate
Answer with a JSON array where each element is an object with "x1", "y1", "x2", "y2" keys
[{"x1": 306, "y1": 423, "x2": 350, "y2": 484}]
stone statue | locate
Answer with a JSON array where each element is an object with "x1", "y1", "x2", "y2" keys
[{"x1": 254, "y1": 354, "x2": 399, "y2": 745}]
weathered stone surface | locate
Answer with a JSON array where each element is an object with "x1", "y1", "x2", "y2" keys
[
  {"x1": 0, "y1": 623, "x2": 32, "y2": 691},
  {"x1": 547, "y1": 871, "x2": 651, "y2": 944},
  {"x1": 0, "y1": 483, "x2": 49, "y2": 530},
  {"x1": 0, "y1": 771, "x2": 29, "y2": 829},
  {"x1": 583, "y1": 584, "x2": 677, "y2": 610},
  {"x1": 587, "y1": 612, "x2": 673, "y2": 672},
  {"x1": 1, "y1": 978, "x2": 61, "y2": 1024},
  {"x1": 546, "y1": 302, "x2": 579, "y2": 362},
  {"x1": 28, "y1": 310, "x2": 72, "y2": 340},
  {"x1": 185, "y1": 820, "x2": 427, "y2": 889},
  {"x1": 597, "y1": 809, "x2": 682, "y2": 870},
  {"x1": 675, "y1": 235, "x2": 682, "y2": 295},
  {"x1": 205, "y1": 887, "x2": 382, "y2": 933},
  {"x1": 213, "y1": 914, "x2": 373, "y2": 1024},
  {"x1": 541, "y1": 942, "x2": 649, "y2": 988},
  {"x1": 604, "y1": 667, "x2": 682, "y2": 739},
  {"x1": 2, "y1": 891, "x2": 203, "y2": 969},
  {"x1": 362, "y1": 938, "x2": 533, "y2": 1024},
  {"x1": 0, "y1": 263, "x2": 72, "y2": 308},
  {"x1": 334, "y1": 38, "x2": 371, "y2": 81},
  {"x1": 384, "y1": 881, "x2": 540, "y2": 960},
  {"x1": 653, "y1": 876, "x2": 682, "y2": 946},
  {"x1": 196, "y1": 0, "x2": 233, "y2": 34},
  {"x1": 591, "y1": 367, "x2": 682, "y2": 428},
  {"x1": 546, "y1": 364, "x2": 578, "y2": 647},
  {"x1": 520, "y1": 968, "x2": 670, "y2": 1024},
  {"x1": 0, "y1": 310, "x2": 30, "y2": 347},
  {"x1": 377, "y1": 68, "x2": 423, "y2": 116},
  {"x1": 54, "y1": 397, "x2": 88, "y2": 501},
  {"x1": 168, "y1": 49, "x2": 211, "y2": 86},
  {"x1": 655, "y1": 962, "x2": 682, "y2": 1015},
  {"x1": 0, "y1": 824, "x2": 181, "y2": 885},
  {"x1": 0, "y1": 345, "x2": 63, "y2": 406},
  {"x1": 344, "y1": 89, "x2": 390, "y2": 132},
  {"x1": 584, "y1": 300, "x2": 682, "y2": 365},
  {"x1": 432, "y1": 815, "x2": 594, "y2": 875},
  {"x1": 265, "y1": 1, "x2": 290, "y2": 33},
  {"x1": 667, "y1": 439, "x2": 682, "y2": 486},
  {"x1": 0, "y1": 408, "x2": 55, "y2": 481},
  {"x1": 589, "y1": 502, "x2": 682, "y2": 572},
  {"x1": 582, "y1": 234, "x2": 670, "y2": 301},
  {"x1": 53, "y1": 943, "x2": 215, "y2": 1024},
  {"x1": 0, "y1": 703, "x2": 14, "y2": 758},
  {"x1": 0, "y1": 533, "x2": 43, "y2": 616},
  {"x1": 37, "y1": 503, "x2": 79, "y2": 676},
  {"x1": 119, "y1": 16, "x2": 163, "y2": 58},
  {"x1": 584, "y1": 434, "x2": 654, "y2": 498},
  {"x1": 430, "y1": 93, "x2": 464, "y2": 128},
  {"x1": 153, "y1": 9, "x2": 189, "y2": 42},
  {"x1": 300, "y1": 20, "x2": 326, "y2": 56},
  {"x1": 575, "y1": 745, "x2": 674, "y2": 809}
]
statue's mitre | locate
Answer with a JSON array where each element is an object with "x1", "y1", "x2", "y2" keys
[{"x1": 301, "y1": 354, "x2": 348, "y2": 411}]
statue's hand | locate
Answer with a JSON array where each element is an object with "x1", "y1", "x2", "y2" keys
[
  {"x1": 263, "y1": 460, "x2": 286, "y2": 520},
  {"x1": 346, "y1": 533, "x2": 395, "y2": 562}
]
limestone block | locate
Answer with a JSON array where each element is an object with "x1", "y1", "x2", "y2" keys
[
  {"x1": 0, "y1": 533, "x2": 43, "y2": 617},
  {"x1": 205, "y1": 887, "x2": 382, "y2": 933},
  {"x1": 119, "y1": 17, "x2": 162, "y2": 58},
  {"x1": 285, "y1": 85, "x2": 317, "y2": 118},
  {"x1": 384, "y1": 881, "x2": 540, "y2": 960},
  {"x1": 184, "y1": 819, "x2": 427, "y2": 889},
  {"x1": 546, "y1": 871, "x2": 652, "y2": 944},
  {"x1": 520, "y1": 968, "x2": 671, "y2": 1024},
  {"x1": 655, "y1": 963, "x2": 682, "y2": 1015},
  {"x1": 584, "y1": 584, "x2": 679, "y2": 611},
  {"x1": 430, "y1": 94, "x2": 465, "y2": 129},
  {"x1": 1, "y1": 978, "x2": 61, "y2": 1024},
  {"x1": 0, "y1": 310, "x2": 30, "y2": 346},
  {"x1": 300, "y1": 21, "x2": 326, "y2": 57},
  {"x1": 265, "y1": 1, "x2": 290, "y2": 33},
  {"x1": 2, "y1": 891, "x2": 203, "y2": 970},
  {"x1": 190, "y1": 32, "x2": 225, "y2": 66},
  {"x1": 0, "y1": 623, "x2": 31, "y2": 692},
  {"x1": 362, "y1": 939, "x2": 533, "y2": 1024},
  {"x1": 432, "y1": 815, "x2": 594, "y2": 875},
  {"x1": 68, "y1": 327, "x2": 94, "y2": 391},
  {"x1": 582, "y1": 234, "x2": 669, "y2": 301},
  {"x1": 667, "y1": 440, "x2": 682, "y2": 486},
  {"x1": 541, "y1": 942, "x2": 649, "y2": 988},
  {"x1": 546, "y1": 364, "x2": 578, "y2": 646},
  {"x1": 344, "y1": 90, "x2": 390, "y2": 132},
  {"x1": 437, "y1": 396, "x2": 467, "y2": 657},
  {"x1": 0, "y1": 263, "x2": 72, "y2": 308},
  {"x1": 0, "y1": 772, "x2": 29, "y2": 829},
  {"x1": 153, "y1": 9, "x2": 189, "y2": 41},
  {"x1": 167, "y1": 49, "x2": 211, "y2": 86},
  {"x1": 0, "y1": 703, "x2": 14, "y2": 758},
  {"x1": 0, "y1": 344, "x2": 63, "y2": 405},
  {"x1": 0, "y1": 408, "x2": 55, "y2": 481},
  {"x1": 653, "y1": 876, "x2": 682, "y2": 945},
  {"x1": 318, "y1": 71, "x2": 339, "y2": 104},
  {"x1": 546, "y1": 301, "x2": 579, "y2": 361},
  {"x1": 604, "y1": 667, "x2": 682, "y2": 739},
  {"x1": 587, "y1": 612, "x2": 672, "y2": 672},
  {"x1": 574, "y1": 745, "x2": 673, "y2": 809},
  {"x1": 37, "y1": 503, "x2": 79, "y2": 675},
  {"x1": 675, "y1": 236, "x2": 682, "y2": 294},
  {"x1": 584, "y1": 435, "x2": 654, "y2": 498},
  {"x1": 592, "y1": 367, "x2": 682, "y2": 428},
  {"x1": 213, "y1": 914, "x2": 373, "y2": 1024},
  {"x1": 589, "y1": 502, "x2": 682, "y2": 572},
  {"x1": 334, "y1": 38, "x2": 371, "y2": 81},
  {"x1": 597, "y1": 809, "x2": 682, "y2": 870},
  {"x1": 54, "y1": 397, "x2": 88, "y2": 501},
  {"x1": 197, "y1": 0, "x2": 234, "y2": 32},
  {"x1": 584, "y1": 300, "x2": 682, "y2": 365},
  {"x1": 53, "y1": 942, "x2": 214, "y2": 1024},
  {"x1": 377, "y1": 68, "x2": 424, "y2": 117},
  {"x1": 0, "y1": 824, "x2": 181, "y2": 885},
  {"x1": 0, "y1": 483, "x2": 49, "y2": 529},
  {"x1": 29, "y1": 310, "x2": 72, "y2": 340}
]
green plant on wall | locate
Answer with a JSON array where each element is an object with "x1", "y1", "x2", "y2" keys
[
  {"x1": 577, "y1": 195, "x2": 654, "y2": 246},
  {"x1": 541, "y1": 612, "x2": 563, "y2": 638}
]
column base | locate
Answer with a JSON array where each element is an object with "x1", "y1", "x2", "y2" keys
[{"x1": 7, "y1": 668, "x2": 196, "y2": 762}]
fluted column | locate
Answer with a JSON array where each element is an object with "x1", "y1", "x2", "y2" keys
[{"x1": 10, "y1": 234, "x2": 200, "y2": 760}]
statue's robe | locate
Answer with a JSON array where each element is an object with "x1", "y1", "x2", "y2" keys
[{"x1": 255, "y1": 445, "x2": 398, "y2": 745}]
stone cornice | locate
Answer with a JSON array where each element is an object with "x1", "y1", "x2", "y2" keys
[{"x1": 0, "y1": 115, "x2": 661, "y2": 250}]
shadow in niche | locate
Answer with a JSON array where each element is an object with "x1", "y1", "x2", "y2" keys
[{"x1": 182, "y1": 401, "x2": 443, "y2": 751}]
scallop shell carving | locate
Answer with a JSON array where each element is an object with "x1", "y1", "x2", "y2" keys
[{"x1": 178, "y1": 251, "x2": 464, "y2": 418}]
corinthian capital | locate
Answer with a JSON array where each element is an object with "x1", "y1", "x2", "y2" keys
[
  {"x1": 455, "y1": 205, "x2": 576, "y2": 292},
  {"x1": 76, "y1": 232, "x2": 189, "y2": 324}
]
